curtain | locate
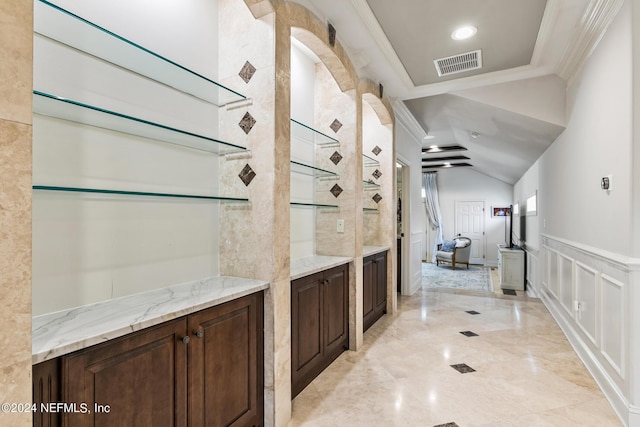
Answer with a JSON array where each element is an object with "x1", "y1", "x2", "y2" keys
[{"x1": 423, "y1": 172, "x2": 444, "y2": 263}]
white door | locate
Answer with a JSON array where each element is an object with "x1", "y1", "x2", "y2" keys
[{"x1": 455, "y1": 201, "x2": 485, "y2": 265}]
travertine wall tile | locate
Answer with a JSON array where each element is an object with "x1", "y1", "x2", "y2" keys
[
  {"x1": 0, "y1": 0, "x2": 33, "y2": 125},
  {"x1": 0, "y1": 119, "x2": 32, "y2": 425},
  {"x1": 0, "y1": 3, "x2": 33, "y2": 422},
  {"x1": 222, "y1": 2, "x2": 292, "y2": 427}
]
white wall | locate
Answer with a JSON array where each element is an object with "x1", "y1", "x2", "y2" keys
[
  {"x1": 454, "y1": 75, "x2": 567, "y2": 127},
  {"x1": 47, "y1": 0, "x2": 219, "y2": 77},
  {"x1": 515, "y1": 3, "x2": 636, "y2": 425},
  {"x1": 436, "y1": 168, "x2": 513, "y2": 266},
  {"x1": 513, "y1": 160, "x2": 540, "y2": 249},
  {"x1": 289, "y1": 41, "x2": 317, "y2": 259},
  {"x1": 395, "y1": 121, "x2": 427, "y2": 294},
  {"x1": 32, "y1": 0, "x2": 222, "y2": 315},
  {"x1": 532, "y1": 4, "x2": 633, "y2": 255}
]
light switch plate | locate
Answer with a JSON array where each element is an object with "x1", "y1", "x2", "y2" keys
[{"x1": 337, "y1": 219, "x2": 345, "y2": 233}]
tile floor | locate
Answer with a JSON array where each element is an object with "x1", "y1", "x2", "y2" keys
[{"x1": 288, "y1": 287, "x2": 622, "y2": 426}]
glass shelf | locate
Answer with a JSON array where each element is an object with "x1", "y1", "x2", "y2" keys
[
  {"x1": 363, "y1": 207, "x2": 379, "y2": 213},
  {"x1": 34, "y1": 0, "x2": 246, "y2": 107},
  {"x1": 33, "y1": 185, "x2": 249, "y2": 203},
  {"x1": 291, "y1": 119, "x2": 340, "y2": 147},
  {"x1": 33, "y1": 91, "x2": 247, "y2": 155},
  {"x1": 363, "y1": 180, "x2": 380, "y2": 190},
  {"x1": 290, "y1": 161, "x2": 339, "y2": 179},
  {"x1": 290, "y1": 202, "x2": 339, "y2": 210},
  {"x1": 363, "y1": 153, "x2": 380, "y2": 166}
]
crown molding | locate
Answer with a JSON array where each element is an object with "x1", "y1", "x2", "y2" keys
[
  {"x1": 404, "y1": 63, "x2": 557, "y2": 100},
  {"x1": 393, "y1": 99, "x2": 426, "y2": 147},
  {"x1": 531, "y1": 0, "x2": 562, "y2": 66},
  {"x1": 349, "y1": 0, "x2": 414, "y2": 90},
  {"x1": 556, "y1": 0, "x2": 624, "y2": 81}
]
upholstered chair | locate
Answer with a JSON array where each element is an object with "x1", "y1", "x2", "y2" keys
[{"x1": 435, "y1": 237, "x2": 472, "y2": 270}]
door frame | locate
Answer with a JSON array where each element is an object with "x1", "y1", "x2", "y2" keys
[
  {"x1": 454, "y1": 200, "x2": 486, "y2": 265},
  {"x1": 396, "y1": 156, "x2": 410, "y2": 294}
]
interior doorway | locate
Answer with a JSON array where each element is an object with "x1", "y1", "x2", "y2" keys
[
  {"x1": 396, "y1": 162, "x2": 404, "y2": 292},
  {"x1": 455, "y1": 201, "x2": 485, "y2": 264}
]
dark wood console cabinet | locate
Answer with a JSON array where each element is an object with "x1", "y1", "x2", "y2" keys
[
  {"x1": 32, "y1": 292, "x2": 263, "y2": 427},
  {"x1": 363, "y1": 251, "x2": 387, "y2": 332},
  {"x1": 291, "y1": 264, "x2": 348, "y2": 398}
]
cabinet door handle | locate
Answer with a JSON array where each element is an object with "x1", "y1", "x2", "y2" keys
[
  {"x1": 181, "y1": 336, "x2": 190, "y2": 344},
  {"x1": 194, "y1": 330, "x2": 204, "y2": 339}
]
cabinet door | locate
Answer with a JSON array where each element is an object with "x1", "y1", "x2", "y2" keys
[
  {"x1": 323, "y1": 264, "x2": 348, "y2": 359},
  {"x1": 63, "y1": 319, "x2": 188, "y2": 427},
  {"x1": 374, "y1": 251, "x2": 388, "y2": 315},
  {"x1": 362, "y1": 256, "x2": 375, "y2": 322},
  {"x1": 33, "y1": 358, "x2": 62, "y2": 427},
  {"x1": 188, "y1": 292, "x2": 263, "y2": 427},
  {"x1": 291, "y1": 272, "x2": 323, "y2": 397}
]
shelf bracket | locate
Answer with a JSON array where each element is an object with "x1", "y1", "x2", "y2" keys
[{"x1": 225, "y1": 98, "x2": 253, "y2": 111}]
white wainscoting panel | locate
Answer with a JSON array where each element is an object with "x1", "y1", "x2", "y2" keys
[
  {"x1": 537, "y1": 235, "x2": 636, "y2": 426},
  {"x1": 546, "y1": 248, "x2": 558, "y2": 296},
  {"x1": 559, "y1": 254, "x2": 574, "y2": 316},
  {"x1": 601, "y1": 273, "x2": 625, "y2": 378},
  {"x1": 575, "y1": 261, "x2": 599, "y2": 345},
  {"x1": 410, "y1": 233, "x2": 422, "y2": 295}
]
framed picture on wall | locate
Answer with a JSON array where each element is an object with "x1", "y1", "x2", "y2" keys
[{"x1": 492, "y1": 207, "x2": 511, "y2": 217}]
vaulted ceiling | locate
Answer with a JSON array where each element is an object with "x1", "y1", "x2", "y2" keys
[{"x1": 292, "y1": 0, "x2": 620, "y2": 184}]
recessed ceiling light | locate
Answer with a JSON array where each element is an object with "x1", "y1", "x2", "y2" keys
[
  {"x1": 451, "y1": 26, "x2": 477, "y2": 41},
  {"x1": 424, "y1": 134, "x2": 435, "y2": 140}
]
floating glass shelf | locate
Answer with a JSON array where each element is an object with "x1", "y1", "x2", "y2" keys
[
  {"x1": 363, "y1": 153, "x2": 380, "y2": 166},
  {"x1": 290, "y1": 202, "x2": 339, "y2": 210},
  {"x1": 34, "y1": 0, "x2": 246, "y2": 107},
  {"x1": 33, "y1": 185, "x2": 249, "y2": 203},
  {"x1": 363, "y1": 180, "x2": 380, "y2": 190},
  {"x1": 33, "y1": 91, "x2": 247, "y2": 155},
  {"x1": 291, "y1": 119, "x2": 340, "y2": 147},
  {"x1": 290, "y1": 161, "x2": 339, "y2": 179},
  {"x1": 363, "y1": 207, "x2": 379, "y2": 213}
]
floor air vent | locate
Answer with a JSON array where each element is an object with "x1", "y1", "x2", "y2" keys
[{"x1": 434, "y1": 50, "x2": 482, "y2": 77}]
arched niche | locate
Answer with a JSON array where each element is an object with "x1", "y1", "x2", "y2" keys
[{"x1": 360, "y1": 78, "x2": 394, "y2": 126}]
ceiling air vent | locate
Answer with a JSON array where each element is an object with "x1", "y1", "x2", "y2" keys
[{"x1": 434, "y1": 50, "x2": 482, "y2": 77}]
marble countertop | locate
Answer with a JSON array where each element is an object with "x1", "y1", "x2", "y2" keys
[
  {"x1": 32, "y1": 276, "x2": 269, "y2": 364},
  {"x1": 363, "y1": 245, "x2": 390, "y2": 257},
  {"x1": 290, "y1": 254, "x2": 353, "y2": 280}
]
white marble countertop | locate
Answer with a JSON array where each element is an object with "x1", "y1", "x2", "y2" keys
[
  {"x1": 363, "y1": 245, "x2": 390, "y2": 257},
  {"x1": 290, "y1": 254, "x2": 353, "y2": 280},
  {"x1": 32, "y1": 276, "x2": 269, "y2": 364}
]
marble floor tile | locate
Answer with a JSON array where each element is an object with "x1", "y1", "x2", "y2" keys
[{"x1": 289, "y1": 287, "x2": 622, "y2": 426}]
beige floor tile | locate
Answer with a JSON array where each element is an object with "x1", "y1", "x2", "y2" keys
[{"x1": 290, "y1": 285, "x2": 622, "y2": 426}]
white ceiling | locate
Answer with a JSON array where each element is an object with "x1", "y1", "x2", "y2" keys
[
  {"x1": 365, "y1": 0, "x2": 547, "y2": 86},
  {"x1": 290, "y1": 0, "x2": 617, "y2": 184}
]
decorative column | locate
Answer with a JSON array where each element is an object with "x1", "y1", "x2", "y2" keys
[{"x1": 0, "y1": 1, "x2": 33, "y2": 426}]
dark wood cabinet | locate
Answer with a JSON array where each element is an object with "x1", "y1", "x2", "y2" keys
[
  {"x1": 188, "y1": 293, "x2": 263, "y2": 427},
  {"x1": 32, "y1": 292, "x2": 263, "y2": 427},
  {"x1": 363, "y1": 251, "x2": 387, "y2": 332},
  {"x1": 63, "y1": 319, "x2": 188, "y2": 427},
  {"x1": 33, "y1": 358, "x2": 62, "y2": 427},
  {"x1": 291, "y1": 264, "x2": 348, "y2": 398}
]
